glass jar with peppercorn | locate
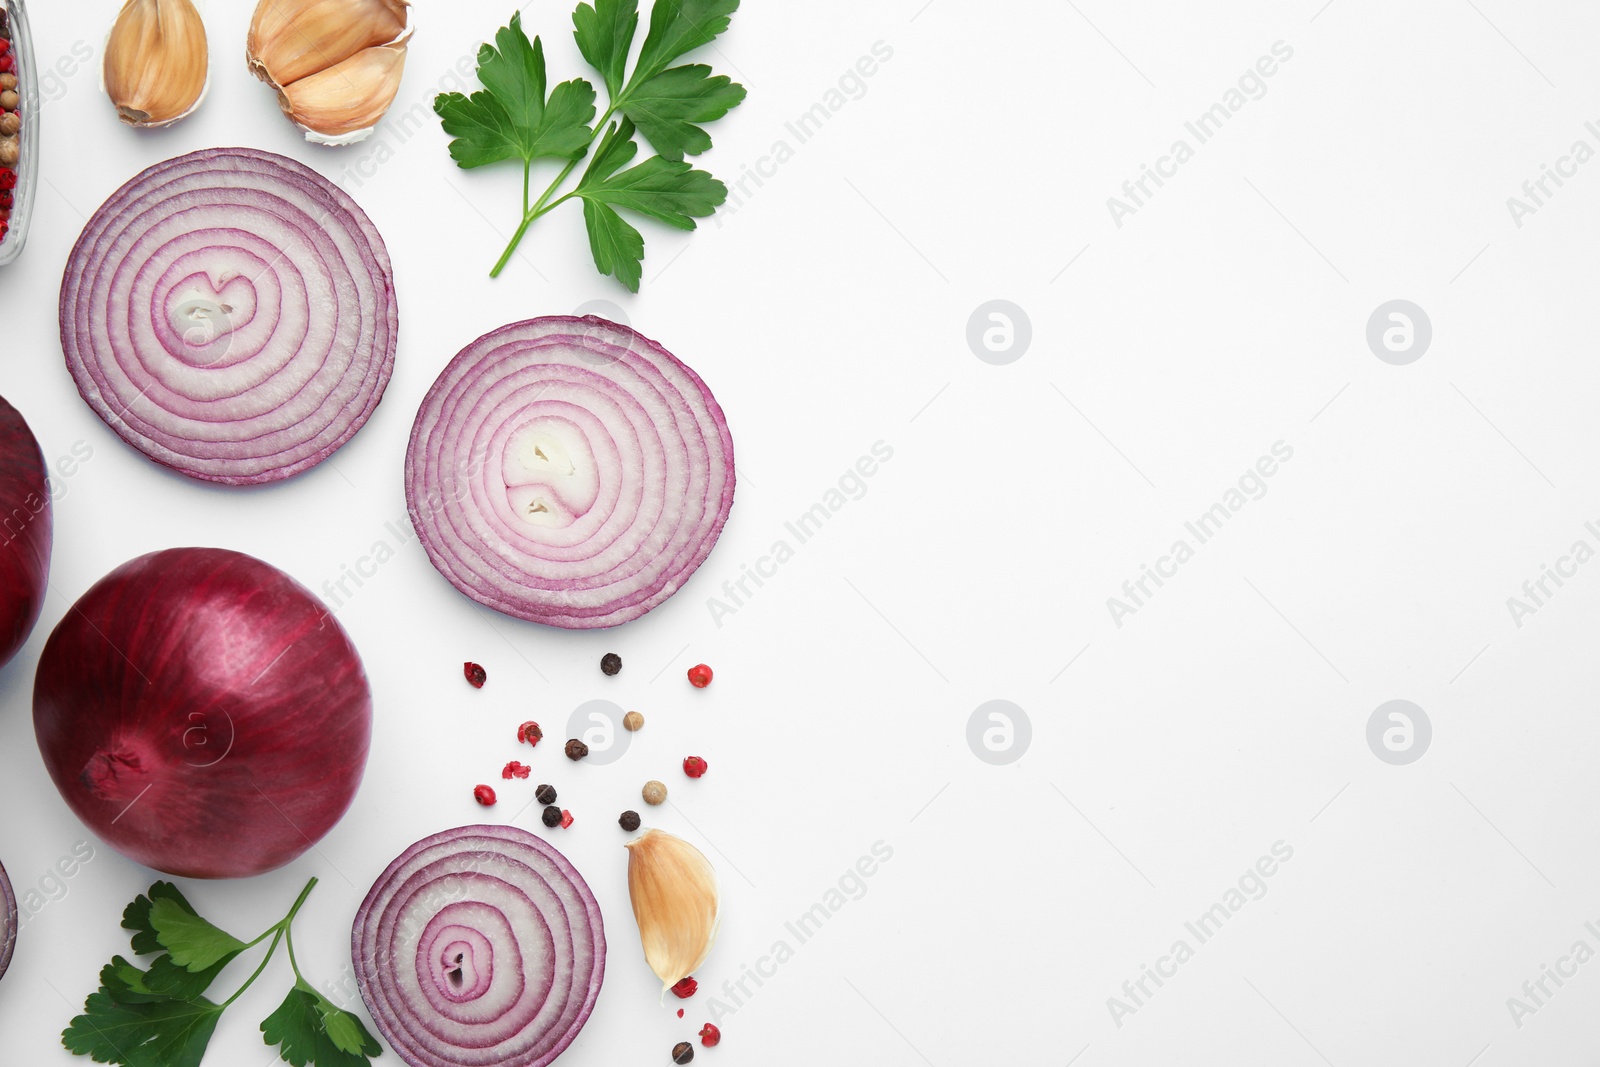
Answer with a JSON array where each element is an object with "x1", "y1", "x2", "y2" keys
[{"x1": 0, "y1": 0, "x2": 38, "y2": 266}]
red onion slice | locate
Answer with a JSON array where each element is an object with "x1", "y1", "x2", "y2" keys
[
  {"x1": 59, "y1": 147, "x2": 398, "y2": 485},
  {"x1": 353, "y1": 825, "x2": 606, "y2": 1067},
  {"x1": 0, "y1": 859, "x2": 14, "y2": 982},
  {"x1": 405, "y1": 317, "x2": 735, "y2": 629}
]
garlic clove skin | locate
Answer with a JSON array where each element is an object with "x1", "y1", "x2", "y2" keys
[
  {"x1": 278, "y1": 44, "x2": 407, "y2": 145},
  {"x1": 103, "y1": 0, "x2": 209, "y2": 128},
  {"x1": 625, "y1": 828, "x2": 722, "y2": 996},
  {"x1": 248, "y1": 0, "x2": 411, "y2": 89}
]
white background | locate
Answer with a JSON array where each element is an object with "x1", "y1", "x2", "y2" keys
[{"x1": 2, "y1": 0, "x2": 1600, "y2": 1063}]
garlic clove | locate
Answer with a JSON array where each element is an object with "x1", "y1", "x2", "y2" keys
[
  {"x1": 625, "y1": 828, "x2": 722, "y2": 995},
  {"x1": 248, "y1": 0, "x2": 410, "y2": 89},
  {"x1": 278, "y1": 44, "x2": 407, "y2": 145},
  {"x1": 103, "y1": 0, "x2": 209, "y2": 128}
]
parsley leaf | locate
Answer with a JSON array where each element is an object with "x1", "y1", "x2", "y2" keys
[
  {"x1": 143, "y1": 952, "x2": 238, "y2": 1002},
  {"x1": 624, "y1": 64, "x2": 745, "y2": 160},
  {"x1": 261, "y1": 986, "x2": 382, "y2": 1067},
  {"x1": 584, "y1": 117, "x2": 641, "y2": 181},
  {"x1": 573, "y1": 0, "x2": 638, "y2": 99},
  {"x1": 578, "y1": 154, "x2": 728, "y2": 231},
  {"x1": 631, "y1": 0, "x2": 740, "y2": 86},
  {"x1": 434, "y1": 12, "x2": 596, "y2": 168},
  {"x1": 100, "y1": 957, "x2": 163, "y2": 1005},
  {"x1": 123, "y1": 882, "x2": 197, "y2": 957},
  {"x1": 63, "y1": 991, "x2": 224, "y2": 1067},
  {"x1": 149, "y1": 897, "x2": 247, "y2": 972},
  {"x1": 572, "y1": 118, "x2": 725, "y2": 290},
  {"x1": 582, "y1": 202, "x2": 647, "y2": 292}
]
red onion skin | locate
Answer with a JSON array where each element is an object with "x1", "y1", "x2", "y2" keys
[
  {"x1": 0, "y1": 859, "x2": 15, "y2": 982},
  {"x1": 33, "y1": 548, "x2": 371, "y2": 879},
  {"x1": 0, "y1": 398, "x2": 51, "y2": 669}
]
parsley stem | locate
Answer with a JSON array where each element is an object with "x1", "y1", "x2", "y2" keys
[
  {"x1": 222, "y1": 929, "x2": 282, "y2": 1009},
  {"x1": 489, "y1": 105, "x2": 621, "y2": 278},
  {"x1": 219, "y1": 877, "x2": 318, "y2": 1008}
]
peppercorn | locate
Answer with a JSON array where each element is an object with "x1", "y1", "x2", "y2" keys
[
  {"x1": 541, "y1": 805, "x2": 563, "y2": 827},
  {"x1": 560, "y1": 809, "x2": 574, "y2": 828},
  {"x1": 0, "y1": 113, "x2": 17, "y2": 136},
  {"x1": 671, "y1": 976, "x2": 698, "y2": 999},
  {"x1": 682, "y1": 756, "x2": 708, "y2": 779},
  {"x1": 698, "y1": 1023, "x2": 721, "y2": 1047},
  {"x1": 501, "y1": 761, "x2": 531, "y2": 780},
  {"x1": 0, "y1": 72, "x2": 15, "y2": 90},
  {"x1": 535, "y1": 783, "x2": 557, "y2": 805},
  {"x1": 619, "y1": 810, "x2": 641, "y2": 832},
  {"x1": 463, "y1": 661, "x2": 487, "y2": 688},
  {"x1": 601, "y1": 652, "x2": 622, "y2": 676},
  {"x1": 623, "y1": 710, "x2": 645, "y2": 731},
  {"x1": 565, "y1": 738, "x2": 589, "y2": 761},
  {"x1": 642, "y1": 780, "x2": 668, "y2": 805},
  {"x1": 687, "y1": 663, "x2": 713, "y2": 688},
  {"x1": 0, "y1": 139, "x2": 16, "y2": 167},
  {"x1": 1, "y1": 90, "x2": 19, "y2": 110},
  {"x1": 473, "y1": 784, "x2": 497, "y2": 806},
  {"x1": 672, "y1": 1042, "x2": 694, "y2": 1064},
  {"x1": 518, "y1": 721, "x2": 543, "y2": 746}
]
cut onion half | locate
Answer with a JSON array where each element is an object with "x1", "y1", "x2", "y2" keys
[
  {"x1": 59, "y1": 147, "x2": 398, "y2": 485},
  {"x1": 405, "y1": 316, "x2": 735, "y2": 629},
  {"x1": 352, "y1": 825, "x2": 606, "y2": 1067}
]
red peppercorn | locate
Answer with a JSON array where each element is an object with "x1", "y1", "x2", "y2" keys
[
  {"x1": 0, "y1": 39, "x2": 10, "y2": 54},
  {"x1": 682, "y1": 756, "x2": 708, "y2": 779},
  {"x1": 677, "y1": 1008, "x2": 684, "y2": 1019},
  {"x1": 687, "y1": 663, "x2": 713, "y2": 688},
  {"x1": 559, "y1": 809, "x2": 574, "y2": 829},
  {"x1": 670, "y1": 976, "x2": 698, "y2": 999},
  {"x1": 0, "y1": 55, "x2": 13, "y2": 74},
  {"x1": 463, "y1": 662, "x2": 487, "y2": 688},
  {"x1": 473, "y1": 784, "x2": 497, "y2": 806},
  {"x1": 699, "y1": 1023, "x2": 721, "y2": 1047},
  {"x1": 501, "y1": 760, "x2": 531, "y2": 780},
  {"x1": 0, "y1": 171, "x2": 15, "y2": 191},
  {"x1": 517, "y1": 721, "x2": 543, "y2": 746}
]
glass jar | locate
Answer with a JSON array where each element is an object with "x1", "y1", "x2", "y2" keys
[{"x1": 0, "y1": 0, "x2": 37, "y2": 267}]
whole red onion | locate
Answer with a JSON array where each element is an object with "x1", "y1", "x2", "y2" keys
[
  {"x1": 0, "y1": 396, "x2": 51, "y2": 668},
  {"x1": 33, "y1": 548, "x2": 371, "y2": 879}
]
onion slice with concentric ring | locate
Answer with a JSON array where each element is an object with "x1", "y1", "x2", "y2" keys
[
  {"x1": 405, "y1": 316, "x2": 735, "y2": 629},
  {"x1": 0, "y1": 859, "x2": 15, "y2": 982},
  {"x1": 59, "y1": 147, "x2": 398, "y2": 485},
  {"x1": 352, "y1": 825, "x2": 606, "y2": 1067}
]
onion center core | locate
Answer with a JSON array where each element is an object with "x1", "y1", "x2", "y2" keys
[
  {"x1": 166, "y1": 268, "x2": 256, "y2": 363},
  {"x1": 503, "y1": 420, "x2": 596, "y2": 529}
]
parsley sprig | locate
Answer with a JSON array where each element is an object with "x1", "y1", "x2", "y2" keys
[
  {"x1": 435, "y1": 0, "x2": 746, "y2": 289},
  {"x1": 63, "y1": 879, "x2": 381, "y2": 1067}
]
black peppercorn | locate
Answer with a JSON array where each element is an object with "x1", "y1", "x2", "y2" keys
[
  {"x1": 619, "y1": 810, "x2": 641, "y2": 832},
  {"x1": 672, "y1": 1042, "x2": 695, "y2": 1064},
  {"x1": 541, "y1": 805, "x2": 563, "y2": 828},
  {"x1": 535, "y1": 783, "x2": 557, "y2": 805},
  {"x1": 565, "y1": 738, "x2": 589, "y2": 761},
  {"x1": 601, "y1": 652, "x2": 622, "y2": 676}
]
